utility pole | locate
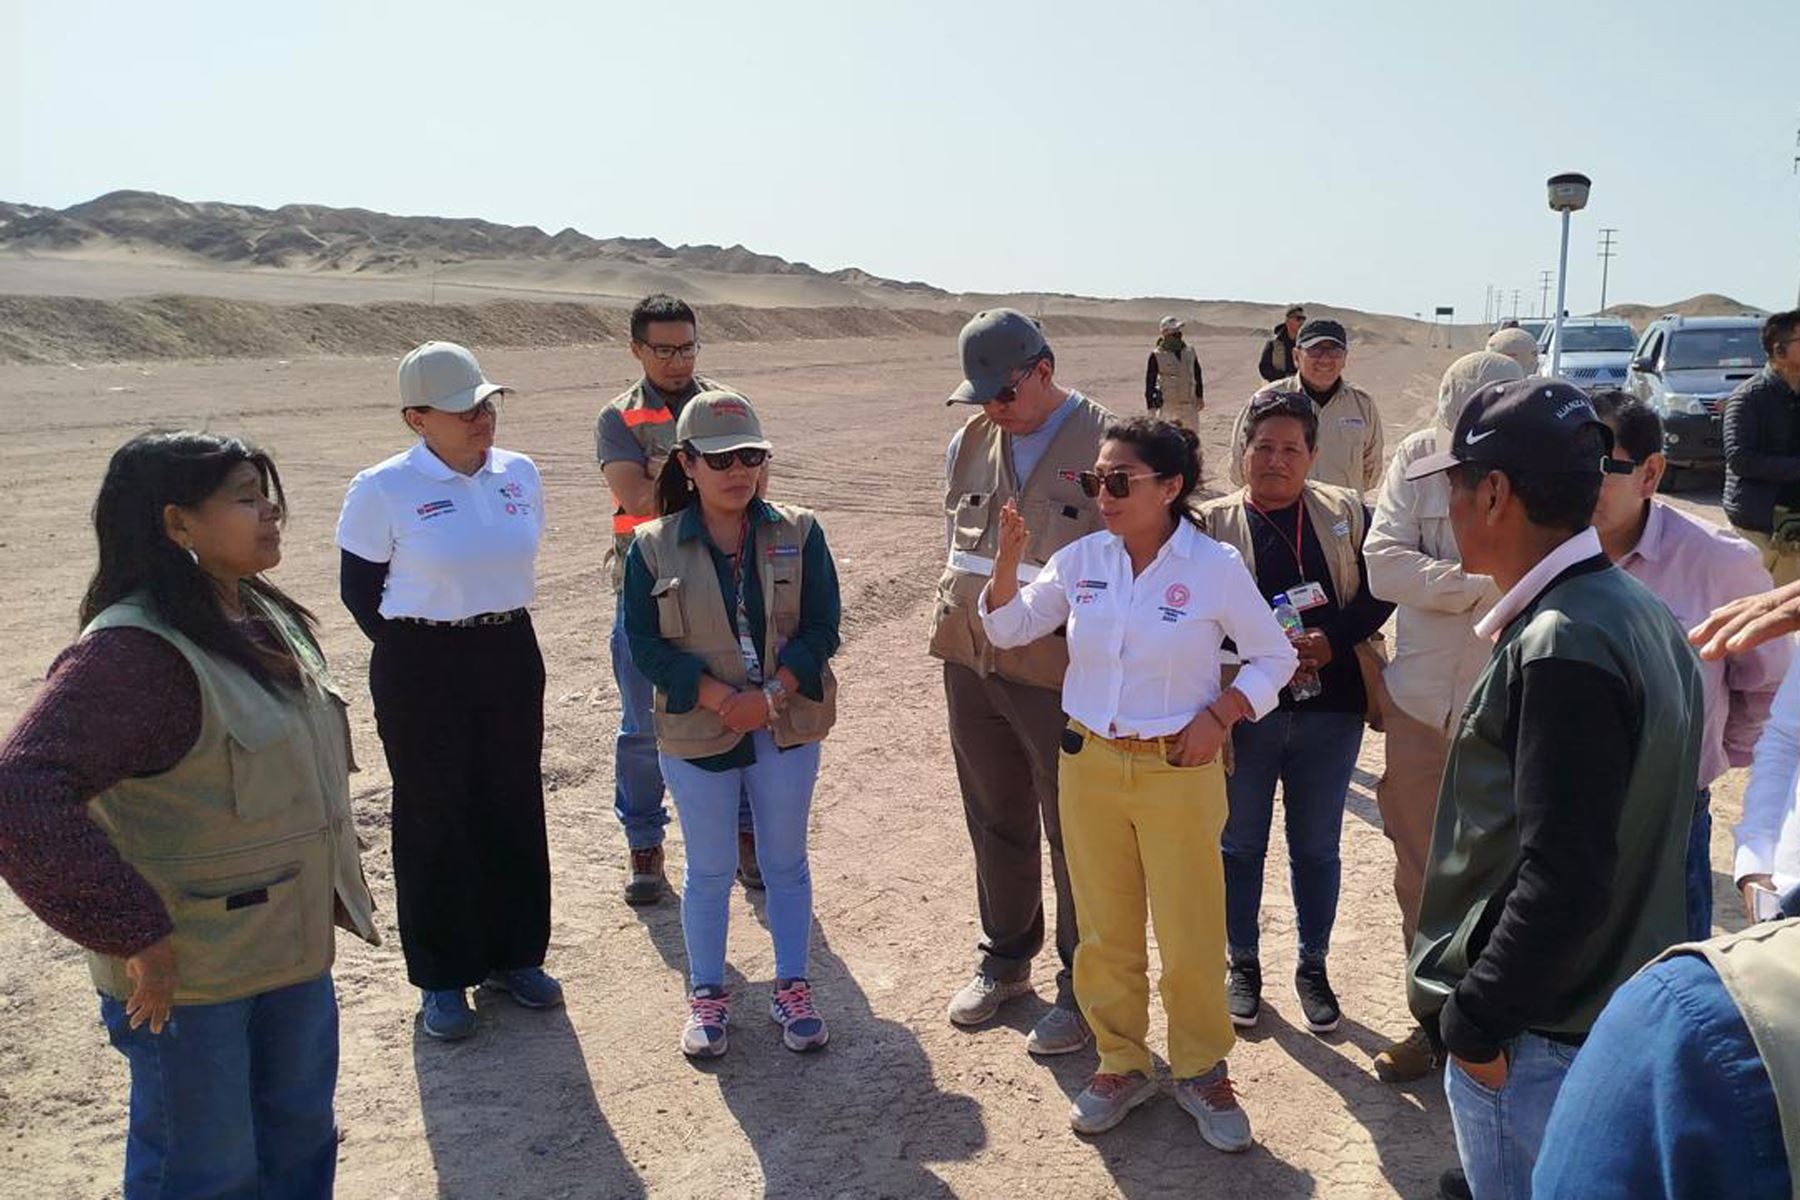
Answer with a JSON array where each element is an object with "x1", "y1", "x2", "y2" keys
[
  {"x1": 1537, "y1": 270, "x2": 1554, "y2": 319},
  {"x1": 1512, "y1": 289, "x2": 1522, "y2": 320},
  {"x1": 1597, "y1": 228, "x2": 1619, "y2": 311},
  {"x1": 1793, "y1": 122, "x2": 1799, "y2": 307}
]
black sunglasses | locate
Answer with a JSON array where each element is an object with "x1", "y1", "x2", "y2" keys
[
  {"x1": 1076, "y1": 468, "x2": 1165, "y2": 499},
  {"x1": 988, "y1": 357, "x2": 1046, "y2": 406},
  {"x1": 693, "y1": 447, "x2": 769, "y2": 471},
  {"x1": 1247, "y1": 392, "x2": 1316, "y2": 421}
]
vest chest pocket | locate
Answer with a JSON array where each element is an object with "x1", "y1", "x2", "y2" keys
[
  {"x1": 228, "y1": 729, "x2": 307, "y2": 823},
  {"x1": 650, "y1": 577, "x2": 686, "y2": 639},
  {"x1": 769, "y1": 563, "x2": 802, "y2": 636},
  {"x1": 951, "y1": 493, "x2": 991, "y2": 551}
]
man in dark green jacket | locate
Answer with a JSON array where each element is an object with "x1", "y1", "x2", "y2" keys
[{"x1": 1402, "y1": 378, "x2": 1704, "y2": 1200}]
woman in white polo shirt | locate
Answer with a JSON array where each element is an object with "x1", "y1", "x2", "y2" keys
[
  {"x1": 981, "y1": 417, "x2": 1296, "y2": 1152},
  {"x1": 335, "y1": 341, "x2": 559, "y2": 1042}
]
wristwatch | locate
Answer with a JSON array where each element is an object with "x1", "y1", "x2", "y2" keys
[{"x1": 762, "y1": 678, "x2": 789, "y2": 714}]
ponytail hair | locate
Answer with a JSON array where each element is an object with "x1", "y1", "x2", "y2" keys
[
  {"x1": 655, "y1": 446, "x2": 698, "y2": 517},
  {"x1": 1102, "y1": 417, "x2": 1204, "y2": 528}
]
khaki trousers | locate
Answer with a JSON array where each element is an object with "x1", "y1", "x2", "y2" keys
[
  {"x1": 1060, "y1": 724, "x2": 1234, "y2": 1079},
  {"x1": 1735, "y1": 527, "x2": 1800, "y2": 587},
  {"x1": 1375, "y1": 699, "x2": 1451, "y2": 950}
]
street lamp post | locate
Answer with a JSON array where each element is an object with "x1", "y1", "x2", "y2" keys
[{"x1": 1546, "y1": 172, "x2": 1592, "y2": 380}]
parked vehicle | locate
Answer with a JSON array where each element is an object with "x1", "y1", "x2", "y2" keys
[
  {"x1": 1536, "y1": 317, "x2": 1638, "y2": 392},
  {"x1": 1625, "y1": 314, "x2": 1767, "y2": 491}
]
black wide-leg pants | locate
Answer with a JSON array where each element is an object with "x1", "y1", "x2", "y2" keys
[{"x1": 370, "y1": 616, "x2": 551, "y2": 991}]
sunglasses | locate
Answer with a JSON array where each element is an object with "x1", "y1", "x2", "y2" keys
[
  {"x1": 1247, "y1": 392, "x2": 1316, "y2": 421},
  {"x1": 408, "y1": 396, "x2": 500, "y2": 423},
  {"x1": 1298, "y1": 343, "x2": 1346, "y2": 358},
  {"x1": 1076, "y1": 469, "x2": 1164, "y2": 499},
  {"x1": 988, "y1": 359, "x2": 1044, "y2": 406},
  {"x1": 693, "y1": 447, "x2": 769, "y2": 471}
]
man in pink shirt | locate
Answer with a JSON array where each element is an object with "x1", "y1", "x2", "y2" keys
[{"x1": 1589, "y1": 392, "x2": 1791, "y2": 937}]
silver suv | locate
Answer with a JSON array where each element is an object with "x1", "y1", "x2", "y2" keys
[
  {"x1": 1535, "y1": 316, "x2": 1638, "y2": 391},
  {"x1": 1625, "y1": 314, "x2": 1767, "y2": 490}
]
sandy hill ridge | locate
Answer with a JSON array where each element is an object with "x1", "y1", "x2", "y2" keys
[{"x1": 1602, "y1": 292, "x2": 1769, "y2": 330}]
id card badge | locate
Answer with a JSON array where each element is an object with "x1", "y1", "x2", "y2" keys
[{"x1": 1288, "y1": 581, "x2": 1328, "y2": 612}]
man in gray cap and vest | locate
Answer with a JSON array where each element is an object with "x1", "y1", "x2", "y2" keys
[
  {"x1": 1231, "y1": 317, "x2": 1385, "y2": 492},
  {"x1": 1146, "y1": 315, "x2": 1204, "y2": 427},
  {"x1": 931, "y1": 308, "x2": 1113, "y2": 1056}
]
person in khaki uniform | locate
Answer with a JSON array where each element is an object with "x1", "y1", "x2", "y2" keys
[
  {"x1": 1145, "y1": 315, "x2": 1204, "y2": 427},
  {"x1": 1228, "y1": 318, "x2": 1385, "y2": 492},
  {"x1": 1362, "y1": 349, "x2": 1520, "y2": 1083},
  {"x1": 0, "y1": 432, "x2": 378, "y2": 1199},
  {"x1": 931, "y1": 308, "x2": 1113, "y2": 1057}
]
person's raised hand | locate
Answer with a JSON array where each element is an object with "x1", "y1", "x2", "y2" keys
[
  {"x1": 996, "y1": 499, "x2": 1029, "y2": 566},
  {"x1": 1690, "y1": 582, "x2": 1800, "y2": 660}
]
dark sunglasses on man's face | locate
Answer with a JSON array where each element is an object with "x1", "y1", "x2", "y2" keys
[
  {"x1": 1076, "y1": 469, "x2": 1164, "y2": 499},
  {"x1": 988, "y1": 361, "x2": 1042, "y2": 406},
  {"x1": 697, "y1": 447, "x2": 769, "y2": 471}
]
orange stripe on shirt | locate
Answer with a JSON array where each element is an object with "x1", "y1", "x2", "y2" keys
[
  {"x1": 613, "y1": 512, "x2": 656, "y2": 535},
  {"x1": 621, "y1": 407, "x2": 674, "y2": 428}
]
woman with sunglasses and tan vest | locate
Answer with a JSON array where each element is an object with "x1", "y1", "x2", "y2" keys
[
  {"x1": 336, "y1": 341, "x2": 560, "y2": 1042},
  {"x1": 0, "y1": 432, "x2": 377, "y2": 1197},
  {"x1": 981, "y1": 417, "x2": 1297, "y2": 1151},
  {"x1": 622, "y1": 390, "x2": 842, "y2": 1058}
]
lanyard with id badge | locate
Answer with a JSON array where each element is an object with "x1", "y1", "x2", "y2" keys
[
  {"x1": 1249, "y1": 501, "x2": 1328, "y2": 614},
  {"x1": 727, "y1": 514, "x2": 763, "y2": 685}
]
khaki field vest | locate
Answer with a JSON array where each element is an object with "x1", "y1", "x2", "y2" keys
[
  {"x1": 82, "y1": 596, "x2": 378, "y2": 1005},
  {"x1": 602, "y1": 374, "x2": 721, "y2": 589},
  {"x1": 1199, "y1": 483, "x2": 1365, "y2": 606},
  {"x1": 1153, "y1": 344, "x2": 1199, "y2": 412},
  {"x1": 928, "y1": 397, "x2": 1112, "y2": 691},
  {"x1": 1658, "y1": 919, "x2": 1800, "y2": 1193},
  {"x1": 634, "y1": 502, "x2": 838, "y2": 759}
]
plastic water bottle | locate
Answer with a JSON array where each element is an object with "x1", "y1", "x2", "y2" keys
[{"x1": 1271, "y1": 593, "x2": 1322, "y2": 701}]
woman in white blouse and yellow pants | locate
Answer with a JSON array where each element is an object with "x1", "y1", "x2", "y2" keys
[{"x1": 982, "y1": 417, "x2": 1296, "y2": 1151}]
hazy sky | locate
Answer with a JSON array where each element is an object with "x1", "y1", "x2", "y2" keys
[{"x1": 5, "y1": 0, "x2": 1798, "y2": 319}]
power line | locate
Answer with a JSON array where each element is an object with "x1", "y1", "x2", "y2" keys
[
  {"x1": 1537, "y1": 269, "x2": 1554, "y2": 319},
  {"x1": 1597, "y1": 228, "x2": 1619, "y2": 311}
]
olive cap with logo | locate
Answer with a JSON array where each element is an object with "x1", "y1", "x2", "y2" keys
[
  {"x1": 946, "y1": 308, "x2": 1050, "y2": 405},
  {"x1": 397, "y1": 340, "x2": 510, "y2": 412},
  {"x1": 1405, "y1": 378, "x2": 1620, "y2": 481},
  {"x1": 676, "y1": 390, "x2": 772, "y2": 453}
]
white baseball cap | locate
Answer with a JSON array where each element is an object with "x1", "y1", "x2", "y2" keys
[
  {"x1": 397, "y1": 341, "x2": 510, "y2": 412},
  {"x1": 1159, "y1": 315, "x2": 1183, "y2": 333}
]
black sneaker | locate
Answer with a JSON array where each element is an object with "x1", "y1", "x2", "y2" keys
[
  {"x1": 1294, "y1": 961, "x2": 1341, "y2": 1035},
  {"x1": 1226, "y1": 960, "x2": 1262, "y2": 1028},
  {"x1": 1437, "y1": 1167, "x2": 1472, "y2": 1200}
]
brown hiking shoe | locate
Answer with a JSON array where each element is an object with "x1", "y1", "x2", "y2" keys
[
  {"x1": 1374, "y1": 1024, "x2": 1440, "y2": 1083},
  {"x1": 624, "y1": 845, "x2": 667, "y2": 906}
]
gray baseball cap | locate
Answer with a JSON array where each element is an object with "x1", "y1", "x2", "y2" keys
[
  {"x1": 397, "y1": 341, "x2": 510, "y2": 412},
  {"x1": 676, "y1": 390, "x2": 772, "y2": 453},
  {"x1": 946, "y1": 308, "x2": 1049, "y2": 405}
]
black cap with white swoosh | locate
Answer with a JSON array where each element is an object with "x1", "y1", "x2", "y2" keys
[{"x1": 1404, "y1": 378, "x2": 1622, "y2": 481}]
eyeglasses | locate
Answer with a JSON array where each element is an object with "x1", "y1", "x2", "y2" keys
[
  {"x1": 1298, "y1": 343, "x2": 1346, "y2": 359},
  {"x1": 695, "y1": 447, "x2": 769, "y2": 471},
  {"x1": 1076, "y1": 469, "x2": 1164, "y2": 499},
  {"x1": 638, "y1": 340, "x2": 700, "y2": 361},
  {"x1": 408, "y1": 397, "x2": 500, "y2": 423}
]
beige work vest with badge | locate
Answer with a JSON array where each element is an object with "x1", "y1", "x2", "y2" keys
[
  {"x1": 634, "y1": 502, "x2": 837, "y2": 759},
  {"x1": 1154, "y1": 344, "x2": 1201, "y2": 413},
  {"x1": 1200, "y1": 482, "x2": 1390, "y2": 727},
  {"x1": 928, "y1": 397, "x2": 1112, "y2": 691},
  {"x1": 82, "y1": 594, "x2": 379, "y2": 1005}
]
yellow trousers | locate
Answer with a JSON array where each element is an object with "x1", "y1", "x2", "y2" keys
[{"x1": 1059, "y1": 723, "x2": 1234, "y2": 1079}]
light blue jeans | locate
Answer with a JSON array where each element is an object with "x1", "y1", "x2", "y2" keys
[
  {"x1": 1445, "y1": 1031, "x2": 1578, "y2": 1200},
  {"x1": 609, "y1": 600, "x2": 751, "y2": 849},
  {"x1": 662, "y1": 730, "x2": 820, "y2": 989}
]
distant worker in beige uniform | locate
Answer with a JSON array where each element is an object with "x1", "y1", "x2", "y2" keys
[
  {"x1": 1229, "y1": 318, "x2": 1385, "y2": 492},
  {"x1": 932, "y1": 308, "x2": 1113, "y2": 1057},
  {"x1": 1145, "y1": 315, "x2": 1204, "y2": 427}
]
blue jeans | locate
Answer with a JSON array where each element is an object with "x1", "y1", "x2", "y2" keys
[
  {"x1": 662, "y1": 730, "x2": 820, "y2": 988},
  {"x1": 1446, "y1": 1032, "x2": 1576, "y2": 1200},
  {"x1": 609, "y1": 600, "x2": 750, "y2": 849},
  {"x1": 1221, "y1": 709, "x2": 1364, "y2": 963},
  {"x1": 1685, "y1": 787, "x2": 1712, "y2": 941},
  {"x1": 99, "y1": 973, "x2": 339, "y2": 1200}
]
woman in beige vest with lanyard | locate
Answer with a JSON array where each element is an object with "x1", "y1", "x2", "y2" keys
[
  {"x1": 622, "y1": 391, "x2": 842, "y2": 1059},
  {"x1": 0, "y1": 432, "x2": 377, "y2": 1199},
  {"x1": 981, "y1": 417, "x2": 1297, "y2": 1151}
]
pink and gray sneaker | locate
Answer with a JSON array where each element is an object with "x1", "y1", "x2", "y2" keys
[
  {"x1": 681, "y1": 986, "x2": 730, "y2": 1059},
  {"x1": 769, "y1": 978, "x2": 829, "y2": 1052}
]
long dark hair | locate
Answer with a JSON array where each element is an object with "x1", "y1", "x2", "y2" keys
[
  {"x1": 655, "y1": 445, "x2": 699, "y2": 517},
  {"x1": 80, "y1": 432, "x2": 318, "y2": 690},
  {"x1": 1103, "y1": 417, "x2": 1205, "y2": 528}
]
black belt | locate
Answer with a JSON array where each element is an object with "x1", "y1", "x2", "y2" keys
[{"x1": 391, "y1": 608, "x2": 527, "y2": 628}]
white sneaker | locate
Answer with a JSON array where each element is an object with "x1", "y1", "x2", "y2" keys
[
  {"x1": 946, "y1": 972, "x2": 1033, "y2": 1026},
  {"x1": 1069, "y1": 1071, "x2": 1159, "y2": 1135},
  {"x1": 1026, "y1": 1005, "x2": 1091, "y2": 1056},
  {"x1": 1174, "y1": 1062, "x2": 1253, "y2": 1153}
]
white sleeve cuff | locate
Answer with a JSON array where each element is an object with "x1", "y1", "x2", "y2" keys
[{"x1": 1735, "y1": 841, "x2": 1777, "y2": 884}]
